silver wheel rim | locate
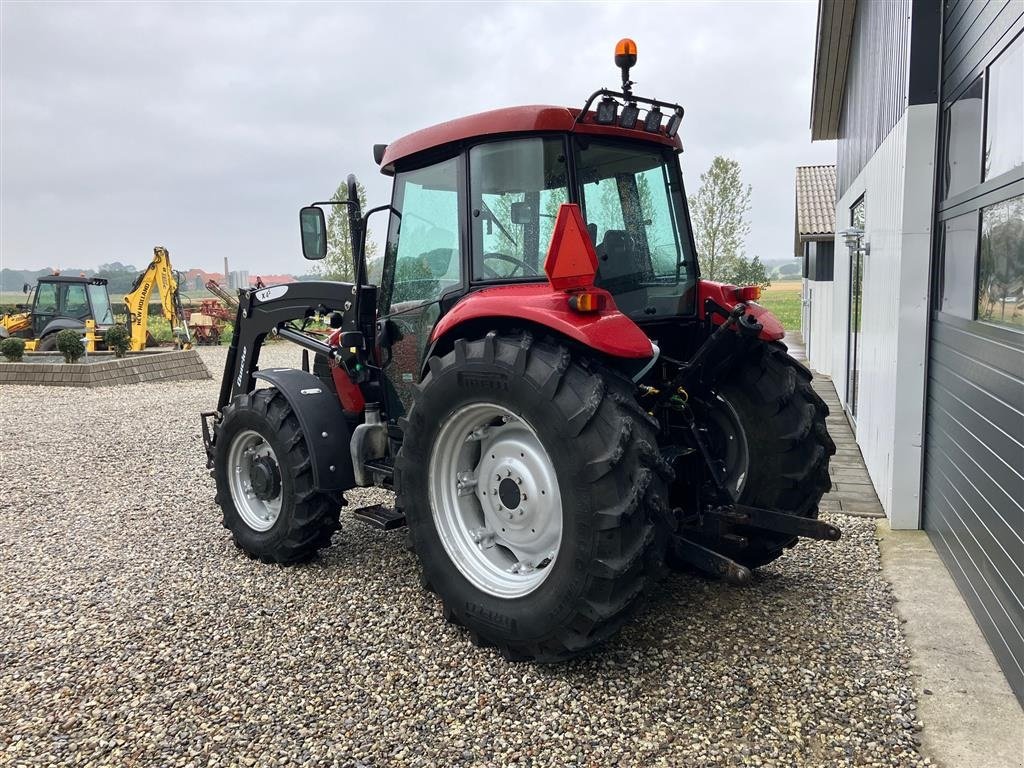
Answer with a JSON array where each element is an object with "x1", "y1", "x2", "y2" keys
[
  {"x1": 227, "y1": 429, "x2": 283, "y2": 532},
  {"x1": 429, "y1": 403, "x2": 562, "y2": 599}
]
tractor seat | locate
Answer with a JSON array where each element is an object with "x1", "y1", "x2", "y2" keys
[{"x1": 595, "y1": 229, "x2": 638, "y2": 282}]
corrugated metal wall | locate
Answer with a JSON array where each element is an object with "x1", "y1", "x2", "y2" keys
[
  {"x1": 836, "y1": 0, "x2": 911, "y2": 197},
  {"x1": 924, "y1": 0, "x2": 1024, "y2": 703}
]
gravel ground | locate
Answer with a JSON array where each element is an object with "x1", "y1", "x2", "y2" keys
[{"x1": 0, "y1": 345, "x2": 931, "y2": 767}]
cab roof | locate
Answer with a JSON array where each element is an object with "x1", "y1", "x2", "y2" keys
[
  {"x1": 38, "y1": 275, "x2": 108, "y2": 285},
  {"x1": 378, "y1": 104, "x2": 683, "y2": 174}
]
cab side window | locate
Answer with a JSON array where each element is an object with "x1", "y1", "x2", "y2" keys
[
  {"x1": 385, "y1": 157, "x2": 462, "y2": 313},
  {"x1": 63, "y1": 284, "x2": 89, "y2": 318},
  {"x1": 469, "y1": 137, "x2": 569, "y2": 281},
  {"x1": 34, "y1": 283, "x2": 57, "y2": 314}
]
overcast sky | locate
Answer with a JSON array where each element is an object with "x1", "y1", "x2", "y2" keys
[{"x1": 1, "y1": 1, "x2": 834, "y2": 274}]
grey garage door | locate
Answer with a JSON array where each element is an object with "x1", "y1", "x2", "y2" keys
[{"x1": 925, "y1": 0, "x2": 1024, "y2": 703}]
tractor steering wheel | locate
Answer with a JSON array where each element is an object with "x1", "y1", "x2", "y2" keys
[{"x1": 481, "y1": 252, "x2": 539, "y2": 280}]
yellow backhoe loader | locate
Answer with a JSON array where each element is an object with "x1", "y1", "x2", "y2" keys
[{"x1": 123, "y1": 246, "x2": 192, "y2": 351}]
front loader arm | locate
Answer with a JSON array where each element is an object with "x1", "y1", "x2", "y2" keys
[{"x1": 216, "y1": 281, "x2": 368, "y2": 410}]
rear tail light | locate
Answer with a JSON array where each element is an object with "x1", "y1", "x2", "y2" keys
[{"x1": 567, "y1": 291, "x2": 607, "y2": 313}]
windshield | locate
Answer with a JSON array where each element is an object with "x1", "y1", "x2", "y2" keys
[
  {"x1": 575, "y1": 138, "x2": 697, "y2": 318},
  {"x1": 87, "y1": 284, "x2": 115, "y2": 325}
]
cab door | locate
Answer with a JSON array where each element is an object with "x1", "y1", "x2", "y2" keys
[
  {"x1": 30, "y1": 281, "x2": 59, "y2": 337},
  {"x1": 376, "y1": 154, "x2": 465, "y2": 415}
]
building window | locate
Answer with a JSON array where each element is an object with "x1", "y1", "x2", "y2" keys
[
  {"x1": 941, "y1": 76, "x2": 983, "y2": 199},
  {"x1": 940, "y1": 213, "x2": 979, "y2": 319},
  {"x1": 984, "y1": 34, "x2": 1023, "y2": 182},
  {"x1": 976, "y1": 195, "x2": 1023, "y2": 330}
]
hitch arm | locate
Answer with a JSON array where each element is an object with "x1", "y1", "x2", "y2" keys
[{"x1": 704, "y1": 504, "x2": 842, "y2": 541}]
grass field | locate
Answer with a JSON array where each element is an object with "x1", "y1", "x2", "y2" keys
[{"x1": 757, "y1": 279, "x2": 802, "y2": 331}]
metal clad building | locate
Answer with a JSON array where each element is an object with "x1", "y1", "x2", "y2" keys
[{"x1": 806, "y1": 0, "x2": 1023, "y2": 701}]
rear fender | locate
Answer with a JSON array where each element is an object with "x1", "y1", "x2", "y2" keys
[
  {"x1": 429, "y1": 284, "x2": 654, "y2": 360},
  {"x1": 697, "y1": 280, "x2": 784, "y2": 341},
  {"x1": 252, "y1": 367, "x2": 355, "y2": 491},
  {"x1": 39, "y1": 318, "x2": 85, "y2": 338}
]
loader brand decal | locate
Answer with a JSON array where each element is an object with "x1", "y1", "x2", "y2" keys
[
  {"x1": 465, "y1": 601, "x2": 516, "y2": 632},
  {"x1": 255, "y1": 285, "x2": 289, "y2": 303},
  {"x1": 235, "y1": 346, "x2": 247, "y2": 388},
  {"x1": 133, "y1": 281, "x2": 152, "y2": 326},
  {"x1": 457, "y1": 371, "x2": 509, "y2": 390}
]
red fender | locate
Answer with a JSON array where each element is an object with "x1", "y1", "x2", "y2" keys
[
  {"x1": 430, "y1": 284, "x2": 653, "y2": 358},
  {"x1": 697, "y1": 280, "x2": 785, "y2": 342}
]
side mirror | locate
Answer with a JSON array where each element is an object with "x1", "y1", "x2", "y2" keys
[
  {"x1": 22, "y1": 283, "x2": 29, "y2": 294},
  {"x1": 299, "y1": 206, "x2": 327, "y2": 261}
]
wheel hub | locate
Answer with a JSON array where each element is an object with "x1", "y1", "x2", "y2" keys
[
  {"x1": 497, "y1": 477, "x2": 521, "y2": 510},
  {"x1": 226, "y1": 430, "x2": 284, "y2": 532},
  {"x1": 250, "y1": 456, "x2": 281, "y2": 501}
]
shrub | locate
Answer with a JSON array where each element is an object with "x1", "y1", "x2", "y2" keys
[
  {"x1": 56, "y1": 329, "x2": 85, "y2": 363},
  {"x1": 1, "y1": 336, "x2": 25, "y2": 362},
  {"x1": 104, "y1": 324, "x2": 131, "y2": 358}
]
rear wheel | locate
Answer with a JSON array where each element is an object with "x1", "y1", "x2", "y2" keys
[
  {"x1": 677, "y1": 342, "x2": 835, "y2": 569},
  {"x1": 396, "y1": 333, "x2": 671, "y2": 661},
  {"x1": 37, "y1": 334, "x2": 57, "y2": 352},
  {"x1": 214, "y1": 387, "x2": 342, "y2": 563}
]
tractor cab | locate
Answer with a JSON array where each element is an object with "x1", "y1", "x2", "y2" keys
[
  {"x1": 332, "y1": 49, "x2": 697, "y2": 409},
  {"x1": 375, "y1": 122, "x2": 698, "y2": 318}
]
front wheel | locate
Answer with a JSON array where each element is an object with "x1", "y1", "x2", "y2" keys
[
  {"x1": 397, "y1": 333, "x2": 671, "y2": 661},
  {"x1": 213, "y1": 387, "x2": 342, "y2": 563}
]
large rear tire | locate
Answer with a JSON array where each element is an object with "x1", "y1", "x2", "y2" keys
[
  {"x1": 679, "y1": 342, "x2": 835, "y2": 569},
  {"x1": 214, "y1": 387, "x2": 342, "y2": 564},
  {"x1": 396, "y1": 333, "x2": 671, "y2": 661}
]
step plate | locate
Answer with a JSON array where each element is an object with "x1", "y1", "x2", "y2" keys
[{"x1": 352, "y1": 504, "x2": 407, "y2": 531}]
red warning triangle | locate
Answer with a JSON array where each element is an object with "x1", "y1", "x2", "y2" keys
[{"x1": 543, "y1": 204, "x2": 598, "y2": 291}]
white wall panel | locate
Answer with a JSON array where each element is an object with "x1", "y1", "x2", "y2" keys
[
  {"x1": 828, "y1": 105, "x2": 935, "y2": 528},
  {"x1": 803, "y1": 280, "x2": 833, "y2": 375}
]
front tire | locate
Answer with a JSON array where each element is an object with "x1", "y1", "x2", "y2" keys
[
  {"x1": 214, "y1": 387, "x2": 342, "y2": 563},
  {"x1": 396, "y1": 333, "x2": 671, "y2": 661}
]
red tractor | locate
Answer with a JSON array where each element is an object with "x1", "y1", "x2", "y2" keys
[{"x1": 203, "y1": 40, "x2": 837, "y2": 661}]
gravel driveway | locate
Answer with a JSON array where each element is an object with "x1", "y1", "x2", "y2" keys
[{"x1": 0, "y1": 345, "x2": 930, "y2": 767}]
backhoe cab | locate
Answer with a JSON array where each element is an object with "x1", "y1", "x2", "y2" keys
[
  {"x1": 203, "y1": 40, "x2": 837, "y2": 661},
  {"x1": 0, "y1": 275, "x2": 115, "y2": 352}
]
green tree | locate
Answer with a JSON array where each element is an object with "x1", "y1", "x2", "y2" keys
[
  {"x1": 725, "y1": 254, "x2": 771, "y2": 289},
  {"x1": 688, "y1": 156, "x2": 753, "y2": 281},
  {"x1": 316, "y1": 180, "x2": 377, "y2": 282}
]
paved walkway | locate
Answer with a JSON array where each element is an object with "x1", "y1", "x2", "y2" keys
[{"x1": 783, "y1": 333, "x2": 885, "y2": 518}]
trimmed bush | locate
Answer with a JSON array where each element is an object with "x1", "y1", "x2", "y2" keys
[
  {"x1": 1, "y1": 337, "x2": 25, "y2": 362},
  {"x1": 56, "y1": 329, "x2": 85, "y2": 363},
  {"x1": 104, "y1": 324, "x2": 131, "y2": 358}
]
